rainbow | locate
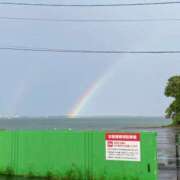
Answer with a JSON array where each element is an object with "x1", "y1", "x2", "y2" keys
[
  {"x1": 8, "y1": 67, "x2": 37, "y2": 116},
  {"x1": 67, "y1": 64, "x2": 117, "y2": 118},
  {"x1": 68, "y1": 80, "x2": 100, "y2": 118}
]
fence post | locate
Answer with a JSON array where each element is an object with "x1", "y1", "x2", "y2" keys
[{"x1": 175, "y1": 134, "x2": 180, "y2": 180}]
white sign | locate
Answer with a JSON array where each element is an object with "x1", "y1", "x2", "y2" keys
[{"x1": 106, "y1": 133, "x2": 141, "y2": 161}]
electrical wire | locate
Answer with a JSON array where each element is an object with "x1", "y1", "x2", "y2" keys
[
  {"x1": 0, "y1": 1, "x2": 180, "y2": 7},
  {"x1": 1, "y1": 16, "x2": 180, "y2": 23},
  {"x1": 0, "y1": 46, "x2": 180, "y2": 54}
]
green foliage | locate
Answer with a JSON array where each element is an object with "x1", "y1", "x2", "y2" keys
[
  {"x1": 165, "y1": 75, "x2": 180, "y2": 125},
  {"x1": 3, "y1": 167, "x2": 14, "y2": 176},
  {"x1": 165, "y1": 76, "x2": 180, "y2": 97},
  {"x1": 46, "y1": 171, "x2": 58, "y2": 180},
  {"x1": 26, "y1": 171, "x2": 38, "y2": 179}
]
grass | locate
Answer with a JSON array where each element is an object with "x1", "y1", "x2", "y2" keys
[{"x1": 0, "y1": 167, "x2": 140, "y2": 180}]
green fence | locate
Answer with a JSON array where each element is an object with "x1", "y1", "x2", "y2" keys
[{"x1": 0, "y1": 131, "x2": 158, "y2": 180}]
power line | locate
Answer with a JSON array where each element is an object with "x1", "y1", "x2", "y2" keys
[
  {"x1": 0, "y1": 46, "x2": 180, "y2": 54},
  {"x1": 1, "y1": 16, "x2": 180, "y2": 23},
  {"x1": 0, "y1": 1, "x2": 180, "y2": 7}
]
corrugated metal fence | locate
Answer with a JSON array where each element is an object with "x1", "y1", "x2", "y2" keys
[{"x1": 0, "y1": 131, "x2": 158, "y2": 180}]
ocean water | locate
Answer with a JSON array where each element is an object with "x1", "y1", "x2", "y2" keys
[
  {"x1": 0, "y1": 116, "x2": 178, "y2": 180},
  {"x1": 0, "y1": 116, "x2": 171, "y2": 130}
]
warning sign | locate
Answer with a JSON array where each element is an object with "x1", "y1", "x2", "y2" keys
[{"x1": 105, "y1": 132, "x2": 141, "y2": 161}]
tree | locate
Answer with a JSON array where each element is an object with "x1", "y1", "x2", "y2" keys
[{"x1": 165, "y1": 75, "x2": 180, "y2": 125}]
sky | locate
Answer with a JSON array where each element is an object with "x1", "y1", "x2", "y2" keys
[{"x1": 0, "y1": 0, "x2": 180, "y2": 116}]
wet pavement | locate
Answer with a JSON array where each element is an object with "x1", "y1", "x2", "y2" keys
[{"x1": 159, "y1": 169, "x2": 179, "y2": 180}]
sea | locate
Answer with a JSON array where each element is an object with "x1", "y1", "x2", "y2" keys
[{"x1": 0, "y1": 116, "x2": 179, "y2": 180}]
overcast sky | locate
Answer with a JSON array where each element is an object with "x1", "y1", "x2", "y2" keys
[{"x1": 0, "y1": 0, "x2": 180, "y2": 116}]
